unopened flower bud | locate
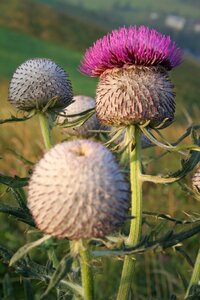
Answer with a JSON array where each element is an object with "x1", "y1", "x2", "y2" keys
[
  {"x1": 9, "y1": 58, "x2": 73, "y2": 111},
  {"x1": 28, "y1": 140, "x2": 129, "y2": 239}
]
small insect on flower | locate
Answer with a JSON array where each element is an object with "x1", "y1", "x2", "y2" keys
[
  {"x1": 80, "y1": 26, "x2": 183, "y2": 128},
  {"x1": 192, "y1": 167, "x2": 200, "y2": 193},
  {"x1": 57, "y1": 95, "x2": 105, "y2": 138},
  {"x1": 8, "y1": 58, "x2": 73, "y2": 111},
  {"x1": 28, "y1": 140, "x2": 129, "y2": 239}
]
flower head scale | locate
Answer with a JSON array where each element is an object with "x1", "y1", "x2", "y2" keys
[
  {"x1": 9, "y1": 58, "x2": 73, "y2": 111},
  {"x1": 80, "y1": 25, "x2": 183, "y2": 77},
  {"x1": 28, "y1": 140, "x2": 129, "y2": 239}
]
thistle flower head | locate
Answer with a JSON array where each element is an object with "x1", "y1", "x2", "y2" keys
[
  {"x1": 80, "y1": 25, "x2": 183, "y2": 77},
  {"x1": 9, "y1": 58, "x2": 73, "y2": 111},
  {"x1": 57, "y1": 95, "x2": 102, "y2": 138},
  {"x1": 28, "y1": 140, "x2": 129, "y2": 239},
  {"x1": 192, "y1": 167, "x2": 200, "y2": 193},
  {"x1": 80, "y1": 26, "x2": 182, "y2": 128}
]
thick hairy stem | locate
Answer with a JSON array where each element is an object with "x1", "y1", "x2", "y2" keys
[
  {"x1": 185, "y1": 248, "x2": 200, "y2": 299},
  {"x1": 79, "y1": 241, "x2": 94, "y2": 300},
  {"x1": 117, "y1": 125, "x2": 142, "y2": 300},
  {"x1": 38, "y1": 112, "x2": 53, "y2": 150}
]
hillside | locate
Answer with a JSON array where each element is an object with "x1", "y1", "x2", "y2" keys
[
  {"x1": 37, "y1": 0, "x2": 200, "y2": 18},
  {"x1": 0, "y1": 27, "x2": 97, "y2": 97},
  {"x1": 0, "y1": 0, "x2": 105, "y2": 51},
  {"x1": 37, "y1": 0, "x2": 200, "y2": 56}
]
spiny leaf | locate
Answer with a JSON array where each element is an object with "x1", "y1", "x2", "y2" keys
[
  {"x1": 58, "y1": 108, "x2": 95, "y2": 128},
  {"x1": 0, "y1": 203, "x2": 34, "y2": 226},
  {"x1": 171, "y1": 148, "x2": 200, "y2": 179},
  {"x1": 92, "y1": 223, "x2": 200, "y2": 257},
  {"x1": 0, "y1": 244, "x2": 83, "y2": 297},
  {"x1": 42, "y1": 96, "x2": 59, "y2": 112},
  {"x1": 10, "y1": 187, "x2": 28, "y2": 210},
  {"x1": 140, "y1": 125, "x2": 200, "y2": 153},
  {"x1": 10, "y1": 235, "x2": 51, "y2": 266},
  {"x1": 0, "y1": 174, "x2": 29, "y2": 188},
  {"x1": 41, "y1": 253, "x2": 73, "y2": 299},
  {"x1": 0, "y1": 111, "x2": 35, "y2": 124},
  {"x1": 143, "y1": 211, "x2": 200, "y2": 225},
  {"x1": 7, "y1": 148, "x2": 34, "y2": 166}
]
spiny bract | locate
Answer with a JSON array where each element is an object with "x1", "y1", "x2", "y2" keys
[
  {"x1": 28, "y1": 140, "x2": 129, "y2": 239},
  {"x1": 9, "y1": 58, "x2": 73, "y2": 111}
]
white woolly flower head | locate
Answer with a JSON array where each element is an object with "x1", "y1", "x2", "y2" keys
[
  {"x1": 8, "y1": 58, "x2": 73, "y2": 111},
  {"x1": 28, "y1": 140, "x2": 129, "y2": 239}
]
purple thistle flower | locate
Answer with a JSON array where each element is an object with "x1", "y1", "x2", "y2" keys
[
  {"x1": 80, "y1": 25, "x2": 183, "y2": 77},
  {"x1": 80, "y1": 26, "x2": 183, "y2": 128}
]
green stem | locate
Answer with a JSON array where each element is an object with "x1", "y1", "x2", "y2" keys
[
  {"x1": 117, "y1": 125, "x2": 142, "y2": 300},
  {"x1": 38, "y1": 112, "x2": 53, "y2": 150},
  {"x1": 185, "y1": 248, "x2": 200, "y2": 299},
  {"x1": 79, "y1": 241, "x2": 94, "y2": 300}
]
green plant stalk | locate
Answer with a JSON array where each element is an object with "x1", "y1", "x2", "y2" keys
[
  {"x1": 79, "y1": 241, "x2": 94, "y2": 300},
  {"x1": 185, "y1": 248, "x2": 200, "y2": 299},
  {"x1": 38, "y1": 112, "x2": 53, "y2": 150},
  {"x1": 117, "y1": 125, "x2": 142, "y2": 300}
]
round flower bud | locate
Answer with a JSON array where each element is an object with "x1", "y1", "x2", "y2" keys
[
  {"x1": 192, "y1": 168, "x2": 200, "y2": 193},
  {"x1": 28, "y1": 140, "x2": 129, "y2": 239},
  {"x1": 8, "y1": 58, "x2": 73, "y2": 111},
  {"x1": 57, "y1": 95, "x2": 102, "y2": 138},
  {"x1": 80, "y1": 26, "x2": 182, "y2": 128}
]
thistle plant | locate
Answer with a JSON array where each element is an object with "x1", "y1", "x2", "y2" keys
[
  {"x1": 0, "y1": 24, "x2": 200, "y2": 300},
  {"x1": 8, "y1": 58, "x2": 73, "y2": 149},
  {"x1": 80, "y1": 25, "x2": 183, "y2": 299},
  {"x1": 28, "y1": 139, "x2": 129, "y2": 298}
]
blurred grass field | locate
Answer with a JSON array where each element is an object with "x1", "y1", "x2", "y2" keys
[{"x1": 0, "y1": 4, "x2": 200, "y2": 299}]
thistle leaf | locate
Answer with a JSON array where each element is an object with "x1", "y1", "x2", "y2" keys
[
  {"x1": 0, "y1": 111, "x2": 35, "y2": 124},
  {"x1": 9, "y1": 235, "x2": 51, "y2": 266},
  {"x1": 0, "y1": 174, "x2": 29, "y2": 188},
  {"x1": 41, "y1": 253, "x2": 75, "y2": 299},
  {"x1": 58, "y1": 108, "x2": 95, "y2": 128},
  {"x1": 0, "y1": 203, "x2": 34, "y2": 226}
]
